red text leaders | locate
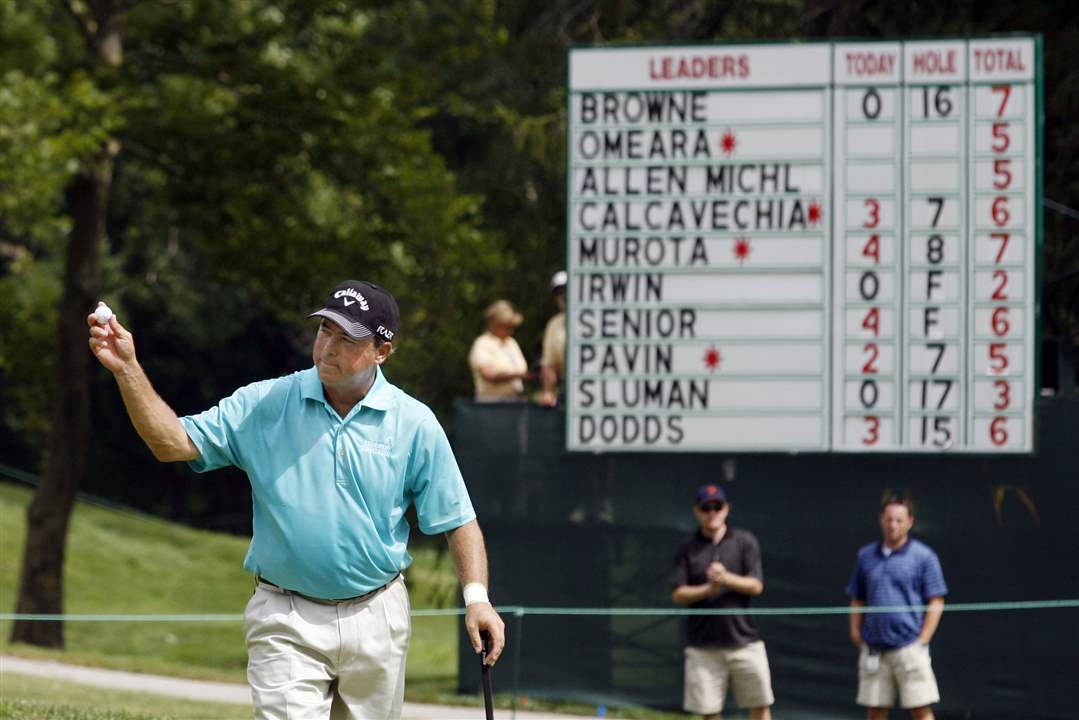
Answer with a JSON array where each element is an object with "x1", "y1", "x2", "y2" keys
[
  {"x1": 847, "y1": 497, "x2": 947, "y2": 720},
  {"x1": 88, "y1": 280, "x2": 505, "y2": 720},
  {"x1": 672, "y1": 484, "x2": 774, "y2": 720}
]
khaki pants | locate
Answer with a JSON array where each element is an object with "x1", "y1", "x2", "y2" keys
[
  {"x1": 244, "y1": 575, "x2": 410, "y2": 720},
  {"x1": 684, "y1": 641, "x2": 775, "y2": 714},
  {"x1": 857, "y1": 642, "x2": 940, "y2": 710}
]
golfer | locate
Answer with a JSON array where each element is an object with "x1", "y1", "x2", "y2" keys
[{"x1": 88, "y1": 280, "x2": 505, "y2": 720}]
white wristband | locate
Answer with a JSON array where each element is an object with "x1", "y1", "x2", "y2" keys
[{"x1": 463, "y1": 582, "x2": 489, "y2": 606}]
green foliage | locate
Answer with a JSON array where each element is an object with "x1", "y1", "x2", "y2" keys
[
  {"x1": 0, "y1": 67, "x2": 119, "y2": 243},
  {"x1": 1, "y1": 1, "x2": 511, "y2": 468},
  {"x1": 0, "y1": 0, "x2": 1075, "y2": 514},
  {"x1": 0, "y1": 6, "x2": 123, "y2": 464},
  {"x1": 0, "y1": 258, "x2": 61, "y2": 456}
]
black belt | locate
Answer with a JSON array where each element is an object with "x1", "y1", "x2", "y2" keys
[{"x1": 256, "y1": 574, "x2": 399, "y2": 606}]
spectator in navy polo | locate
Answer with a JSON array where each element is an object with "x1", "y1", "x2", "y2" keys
[
  {"x1": 672, "y1": 484, "x2": 775, "y2": 720},
  {"x1": 847, "y1": 496, "x2": 948, "y2": 720}
]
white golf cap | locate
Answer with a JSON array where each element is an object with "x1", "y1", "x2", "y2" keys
[{"x1": 550, "y1": 270, "x2": 567, "y2": 289}]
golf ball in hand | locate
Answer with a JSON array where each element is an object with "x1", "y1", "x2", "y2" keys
[{"x1": 94, "y1": 304, "x2": 113, "y2": 325}]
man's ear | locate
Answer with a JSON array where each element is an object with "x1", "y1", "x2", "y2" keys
[{"x1": 374, "y1": 341, "x2": 394, "y2": 364}]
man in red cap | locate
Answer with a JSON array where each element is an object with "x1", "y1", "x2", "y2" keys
[{"x1": 672, "y1": 484, "x2": 774, "y2": 719}]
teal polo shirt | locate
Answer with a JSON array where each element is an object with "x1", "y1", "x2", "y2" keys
[{"x1": 179, "y1": 366, "x2": 475, "y2": 599}]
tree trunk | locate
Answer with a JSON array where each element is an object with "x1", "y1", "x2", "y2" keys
[{"x1": 11, "y1": 150, "x2": 114, "y2": 648}]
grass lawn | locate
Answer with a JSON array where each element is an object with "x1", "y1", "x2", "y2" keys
[
  {"x1": 1, "y1": 482, "x2": 691, "y2": 719},
  {"x1": 1, "y1": 673, "x2": 246, "y2": 720},
  {"x1": 0, "y1": 481, "x2": 457, "y2": 691}
]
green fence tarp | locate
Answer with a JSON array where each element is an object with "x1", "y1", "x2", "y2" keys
[{"x1": 455, "y1": 397, "x2": 1079, "y2": 720}]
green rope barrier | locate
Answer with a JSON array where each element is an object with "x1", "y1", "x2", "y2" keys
[
  {"x1": 2, "y1": 599, "x2": 1076, "y2": 622},
  {"x1": 494, "y1": 599, "x2": 1079, "y2": 616}
]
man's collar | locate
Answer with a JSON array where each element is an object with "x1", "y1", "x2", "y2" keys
[
  {"x1": 361, "y1": 366, "x2": 394, "y2": 411},
  {"x1": 300, "y1": 367, "x2": 324, "y2": 402},
  {"x1": 300, "y1": 365, "x2": 395, "y2": 411},
  {"x1": 696, "y1": 526, "x2": 729, "y2": 544},
  {"x1": 878, "y1": 537, "x2": 912, "y2": 555}
]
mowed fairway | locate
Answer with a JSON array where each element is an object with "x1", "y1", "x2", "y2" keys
[
  {"x1": 0, "y1": 481, "x2": 458, "y2": 695},
  {"x1": 1, "y1": 673, "x2": 247, "y2": 719}
]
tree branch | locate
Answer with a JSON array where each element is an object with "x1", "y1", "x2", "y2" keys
[{"x1": 58, "y1": 0, "x2": 97, "y2": 53}]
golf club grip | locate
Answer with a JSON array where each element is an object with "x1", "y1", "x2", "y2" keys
[{"x1": 480, "y1": 630, "x2": 494, "y2": 720}]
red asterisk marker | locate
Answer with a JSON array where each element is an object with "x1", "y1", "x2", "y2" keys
[
  {"x1": 733, "y1": 237, "x2": 751, "y2": 264},
  {"x1": 807, "y1": 201, "x2": 822, "y2": 226},
  {"x1": 720, "y1": 129, "x2": 737, "y2": 155},
  {"x1": 703, "y1": 345, "x2": 722, "y2": 372}
]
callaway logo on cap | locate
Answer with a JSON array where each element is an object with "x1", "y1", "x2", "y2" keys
[
  {"x1": 334, "y1": 287, "x2": 369, "y2": 310},
  {"x1": 308, "y1": 280, "x2": 400, "y2": 341}
]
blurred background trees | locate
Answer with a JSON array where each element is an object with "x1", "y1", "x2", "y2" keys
[{"x1": 1, "y1": 0, "x2": 1075, "y2": 646}]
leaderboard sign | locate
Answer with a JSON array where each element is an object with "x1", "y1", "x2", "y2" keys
[{"x1": 565, "y1": 37, "x2": 1040, "y2": 453}]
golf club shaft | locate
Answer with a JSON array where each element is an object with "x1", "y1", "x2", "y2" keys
[
  {"x1": 481, "y1": 630, "x2": 494, "y2": 720},
  {"x1": 482, "y1": 663, "x2": 494, "y2": 720}
]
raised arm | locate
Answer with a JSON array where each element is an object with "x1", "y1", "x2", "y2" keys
[
  {"x1": 446, "y1": 519, "x2": 505, "y2": 665},
  {"x1": 87, "y1": 306, "x2": 198, "y2": 462}
]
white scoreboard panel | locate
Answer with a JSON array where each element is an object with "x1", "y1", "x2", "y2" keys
[{"x1": 565, "y1": 37, "x2": 1040, "y2": 453}]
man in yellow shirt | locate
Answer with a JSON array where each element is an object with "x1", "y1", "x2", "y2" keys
[{"x1": 468, "y1": 299, "x2": 530, "y2": 401}]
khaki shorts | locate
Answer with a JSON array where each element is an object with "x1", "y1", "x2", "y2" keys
[
  {"x1": 684, "y1": 641, "x2": 775, "y2": 713},
  {"x1": 244, "y1": 575, "x2": 410, "y2": 720},
  {"x1": 857, "y1": 642, "x2": 940, "y2": 710}
]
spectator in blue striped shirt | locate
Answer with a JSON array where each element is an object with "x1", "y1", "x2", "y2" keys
[{"x1": 847, "y1": 496, "x2": 948, "y2": 720}]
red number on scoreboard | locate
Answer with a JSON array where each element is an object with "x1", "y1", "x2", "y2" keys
[
  {"x1": 862, "y1": 343, "x2": 880, "y2": 374},
  {"x1": 862, "y1": 234, "x2": 881, "y2": 264},
  {"x1": 990, "y1": 417, "x2": 1009, "y2": 446},
  {"x1": 991, "y1": 269, "x2": 1009, "y2": 300},
  {"x1": 992, "y1": 197, "x2": 1010, "y2": 227},
  {"x1": 993, "y1": 379, "x2": 1011, "y2": 410},
  {"x1": 863, "y1": 199, "x2": 881, "y2": 229},
  {"x1": 991, "y1": 307, "x2": 1010, "y2": 337},
  {"x1": 863, "y1": 416, "x2": 880, "y2": 446},
  {"x1": 862, "y1": 307, "x2": 880, "y2": 337},
  {"x1": 991, "y1": 84, "x2": 1012, "y2": 117},
  {"x1": 991, "y1": 233, "x2": 1010, "y2": 264},
  {"x1": 991, "y1": 122, "x2": 1010, "y2": 153},
  {"x1": 993, "y1": 159, "x2": 1012, "y2": 190},
  {"x1": 989, "y1": 343, "x2": 1009, "y2": 373}
]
